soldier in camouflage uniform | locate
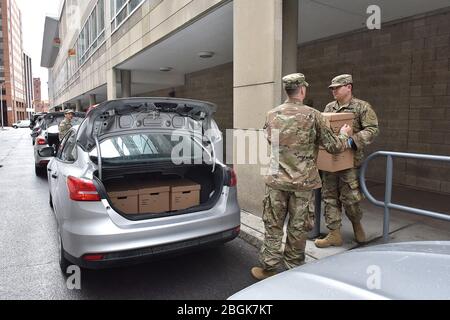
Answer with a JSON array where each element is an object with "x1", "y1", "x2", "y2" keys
[
  {"x1": 59, "y1": 109, "x2": 75, "y2": 141},
  {"x1": 251, "y1": 73, "x2": 353, "y2": 281},
  {"x1": 315, "y1": 74, "x2": 380, "y2": 248}
]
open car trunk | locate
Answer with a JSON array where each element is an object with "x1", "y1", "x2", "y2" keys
[{"x1": 94, "y1": 163, "x2": 225, "y2": 220}]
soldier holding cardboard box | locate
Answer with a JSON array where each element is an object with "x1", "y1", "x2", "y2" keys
[
  {"x1": 315, "y1": 74, "x2": 380, "y2": 248},
  {"x1": 251, "y1": 73, "x2": 353, "y2": 281}
]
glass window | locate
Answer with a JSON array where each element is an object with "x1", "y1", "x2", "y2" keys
[
  {"x1": 89, "y1": 133, "x2": 204, "y2": 165},
  {"x1": 111, "y1": 0, "x2": 144, "y2": 32},
  {"x1": 129, "y1": 0, "x2": 141, "y2": 11},
  {"x1": 116, "y1": 0, "x2": 127, "y2": 11},
  {"x1": 60, "y1": 131, "x2": 78, "y2": 162},
  {"x1": 116, "y1": 5, "x2": 127, "y2": 25},
  {"x1": 98, "y1": 0, "x2": 105, "y2": 31},
  {"x1": 77, "y1": 0, "x2": 106, "y2": 65},
  {"x1": 90, "y1": 8, "x2": 97, "y2": 44}
]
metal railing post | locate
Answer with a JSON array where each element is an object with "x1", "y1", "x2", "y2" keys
[
  {"x1": 383, "y1": 155, "x2": 393, "y2": 243},
  {"x1": 312, "y1": 188, "x2": 321, "y2": 238}
]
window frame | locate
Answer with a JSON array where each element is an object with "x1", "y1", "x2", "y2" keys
[{"x1": 110, "y1": 0, "x2": 145, "y2": 34}]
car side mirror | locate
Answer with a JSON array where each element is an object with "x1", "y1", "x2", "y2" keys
[{"x1": 38, "y1": 146, "x2": 56, "y2": 158}]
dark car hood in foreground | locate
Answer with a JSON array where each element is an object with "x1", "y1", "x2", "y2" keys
[{"x1": 229, "y1": 241, "x2": 450, "y2": 300}]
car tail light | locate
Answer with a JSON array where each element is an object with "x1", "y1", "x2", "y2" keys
[
  {"x1": 67, "y1": 176, "x2": 101, "y2": 201},
  {"x1": 226, "y1": 168, "x2": 237, "y2": 187},
  {"x1": 37, "y1": 137, "x2": 47, "y2": 145},
  {"x1": 83, "y1": 254, "x2": 105, "y2": 262}
]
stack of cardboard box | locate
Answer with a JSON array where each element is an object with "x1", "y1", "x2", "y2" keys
[
  {"x1": 317, "y1": 112, "x2": 355, "y2": 172},
  {"x1": 107, "y1": 179, "x2": 201, "y2": 215}
]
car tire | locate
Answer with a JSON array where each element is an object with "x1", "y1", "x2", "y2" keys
[
  {"x1": 49, "y1": 193, "x2": 54, "y2": 209},
  {"x1": 59, "y1": 235, "x2": 71, "y2": 275},
  {"x1": 35, "y1": 165, "x2": 44, "y2": 176},
  {"x1": 13, "y1": 126, "x2": 18, "y2": 129}
]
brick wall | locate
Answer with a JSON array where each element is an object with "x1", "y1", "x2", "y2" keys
[
  {"x1": 298, "y1": 9, "x2": 450, "y2": 195},
  {"x1": 140, "y1": 62, "x2": 234, "y2": 132},
  {"x1": 140, "y1": 62, "x2": 234, "y2": 158}
]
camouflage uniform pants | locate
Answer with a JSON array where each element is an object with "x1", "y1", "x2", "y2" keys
[
  {"x1": 322, "y1": 168, "x2": 364, "y2": 230},
  {"x1": 259, "y1": 186, "x2": 313, "y2": 271}
]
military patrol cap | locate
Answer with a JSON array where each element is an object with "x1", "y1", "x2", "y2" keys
[
  {"x1": 65, "y1": 109, "x2": 75, "y2": 115},
  {"x1": 282, "y1": 73, "x2": 309, "y2": 89},
  {"x1": 329, "y1": 74, "x2": 353, "y2": 88}
]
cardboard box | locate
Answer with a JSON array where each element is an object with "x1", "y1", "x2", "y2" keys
[
  {"x1": 170, "y1": 179, "x2": 201, "y2": 211},
  {"x1": 317, "y1": 148, "x2": 355, "y2": 172},
  {"x1": 137, "y1": 183, "x2": 170, "y2": 214},
  {"x1": 317, "y1": 112, "x2": 355, "y2": 172},
  {"x1": 322, "y1": 112, "x2": 355, "y2": 135},
  {"x1": 108, "y1": 187, "x2": 139, "y2": 214}
]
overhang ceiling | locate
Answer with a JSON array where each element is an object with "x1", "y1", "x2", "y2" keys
[
  {"x1": 299, "y1": 0, "x2": 450, "y2": 44},
  {"x1": 41, "y1": 17, "x2": 60, "y2": 68}
]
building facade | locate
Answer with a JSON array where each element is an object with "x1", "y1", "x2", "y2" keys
[
  {"x1": 41, "y1": 0, "x2": 450, "y2": 216},
  {"x1": 23, "y1": 52, "x2": 33, "y2": 118},
  {"x1": 1, "y1": 0, "x2": 27, "y2": 126},
  {"x1": 33, "y1": 77, "x2": 41, "y2": 102}
]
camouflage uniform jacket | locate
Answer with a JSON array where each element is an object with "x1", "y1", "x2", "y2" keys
[
  {"x1": 58, "y1": 118, "x2": 72, "y2": 141},
  {"x1": 324, "y1": 97, "x2": 379, "y2": 167},
  {"x1": 264, "y1": 99, "x2": 349, "y2": 192}
]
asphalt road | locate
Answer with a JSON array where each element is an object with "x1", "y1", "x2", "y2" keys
[{"x1": 0, "y1": 128, "x2": 259, "y2": 300}]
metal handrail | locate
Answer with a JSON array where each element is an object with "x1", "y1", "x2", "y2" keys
[{"x1": 360, "y1": 151, "x2": 450, "y2": 243}]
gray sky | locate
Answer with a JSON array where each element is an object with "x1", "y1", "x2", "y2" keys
[{"x1": 16, "y1": 0, "x2": 62, "y2": 101}]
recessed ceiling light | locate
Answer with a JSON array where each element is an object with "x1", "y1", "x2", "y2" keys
[
  {"x1": 160, "y1": 67, "x2": 173, "y2": 72},
  {"x1": 198, "y1": 51, "x2": 215, "y2": 59}
]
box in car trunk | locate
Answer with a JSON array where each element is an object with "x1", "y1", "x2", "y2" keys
[
  {"x1": 170, "y1": 180, "x2": 201, "y2": 211},
  {"x1": 108, "y1": 186, "x2": 139, "y2": 214},
  {"x1": 136, "y1": 183, "x2": 170, "y2": 214}
]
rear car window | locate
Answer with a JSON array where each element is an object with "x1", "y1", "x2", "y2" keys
[
  {"x1": 89, "y1": 132, "x2": 205, "y2": 165},
  {"x1": 43, "y1": 116, "x2": 84, "y2": 129}
]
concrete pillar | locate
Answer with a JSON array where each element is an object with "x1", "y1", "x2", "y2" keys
[
  {"x1": 107, "y1": 68, "x2": 118, "y2": 100},
  {"x1": 233, "y1": 0, "x2": 298, "y2": 215},
  {"x1": 282, "y1": 0, "x2": 299, "y2": 79},
  {"x1": 121, "y1": 70, "x2": 132, "y2": 98},
  {"x1": 89, "y1": 94, "x2": 97, "y2": 106},
  {"x1": 75, "y1": 100, "x2": 82, "y2": 112}
]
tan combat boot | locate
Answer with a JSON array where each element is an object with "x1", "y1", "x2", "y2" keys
[
  {"x1": 251, "y1": 267, "x2": 277, "y2": 281},
  {"x1": 352, "y1": 222, "x2": 366, "y2": 244},
  {"x1": 314, "y1": 229, "x2": 343, "y2": 248}
]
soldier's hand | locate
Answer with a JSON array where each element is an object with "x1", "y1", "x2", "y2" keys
[{"x1": 340, "y1": 124, "x2": 352, "y2": 135}]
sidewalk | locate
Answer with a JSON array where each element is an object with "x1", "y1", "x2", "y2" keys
[{"x1": 239, "y1": 182, "x2": 450, "y2": 262}]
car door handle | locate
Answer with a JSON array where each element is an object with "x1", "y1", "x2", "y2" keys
[
  {"x1": 47, "y1": 168, "x2": 52, "y2": 172},
  {"x1": 51, "y1": 174, "x2": 58, "y2": 179}
]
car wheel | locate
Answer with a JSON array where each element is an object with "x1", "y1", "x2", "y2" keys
[
  {"x1": 13, "y1": 126, "x2": 18, "y2": 129},
  {"x1": 49, "y1": 193, "x2": 54, "y2": 209},
  {"x1": 35, "y1": 165, "x2": 44, "y2": 176},
  {"x1": 59, "y1": 235, "x2": 71, "y2": 275}
]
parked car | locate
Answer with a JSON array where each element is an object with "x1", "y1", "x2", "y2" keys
[
  {"x1": 44, "y1": 98, "x2": 240, "y2": 271},
  {"x1": 34, "y1": 112, "x2": 85, "y2": 175},
  {"x1": 228, "y1": 241, "x2": 450, "y2": 300},
  {"x1": 30, "y1": 114, "x2": 47, "y2": 145},
  {"x1": 30, "y1": 112, "x2": 47, "y2": 129},
  {"x1": 12, "y1": 120, "x2": 31, "y2": 128}
]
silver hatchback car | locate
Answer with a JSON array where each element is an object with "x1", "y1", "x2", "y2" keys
[{"x1": 44, "y1": 98, "x2": 240, "y2": 271}]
